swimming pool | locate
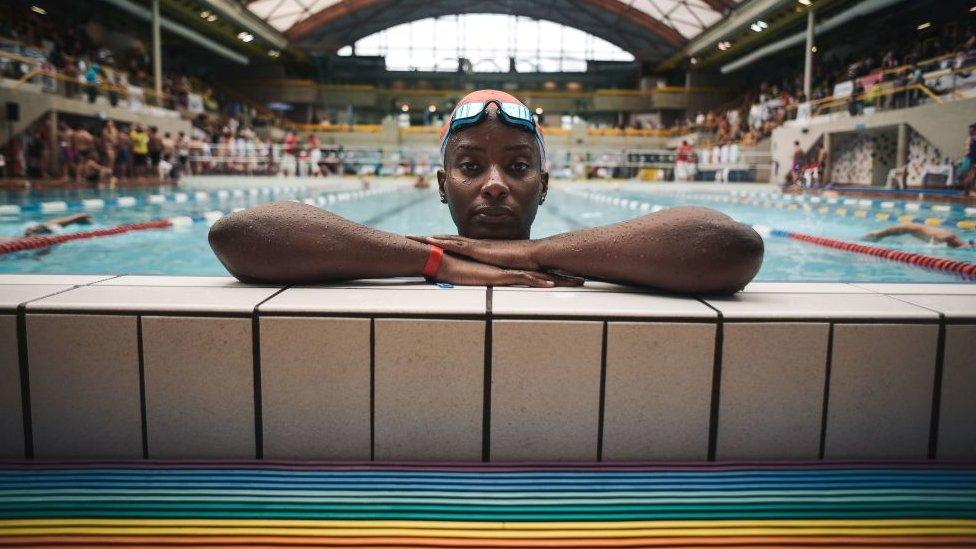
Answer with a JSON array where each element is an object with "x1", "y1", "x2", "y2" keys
[{"x1": 0, "y1": 179, "x2": 973, "y2": 282}]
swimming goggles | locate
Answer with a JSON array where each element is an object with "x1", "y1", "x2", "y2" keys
[{"x1": 440, "y1": 100, "x2": 546, "y2": 166}]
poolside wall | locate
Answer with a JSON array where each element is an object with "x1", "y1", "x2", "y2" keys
[{"x1": 0, "y1": 275, "x2": 974, "y2": 462}]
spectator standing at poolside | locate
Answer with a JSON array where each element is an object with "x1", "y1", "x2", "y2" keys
[
  {"x1": 790, "y1": 141, "x2": 804, "y2": 184},
  {"x1": 130, "y1": 124, "x2": 149, "y2": 177},
  {"x1": 816, "y1": 143, "x2": 829, "y2": 186},
  {"x1": 176, "y1": 131, "x2": 189, "y2": 173},
  {"x1": 147, "y1": 126, "x2": 163, "y2": 179},
  {"x1": 116, "y1": 126, "x2": 132, "y2": 179},
  {"x1": 99, "y1": 120, "x2": 118, "y2": 176},
  {"x1": 962, "y1": 123, "x2": 976, "y2": 197}
]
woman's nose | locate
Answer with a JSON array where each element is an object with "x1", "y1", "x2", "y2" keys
[{"x1": 481, "y1": 166, "x2": 509, "y2": 199}]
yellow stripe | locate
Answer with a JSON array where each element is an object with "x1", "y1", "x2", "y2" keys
[
  {"x1": 924, "y1": 218, "x2": 943, "y2": 226},
  {"x1": 898, "y1": 214, "x2": 915, "y2": 223},
  {"x1": 2, "y1": 526, "x2": 976, "y2": 538},
  {"x1": 854, "y1": 210, "x2": 868, "y2": 218},
  {"x1": 787, "y1": 204, "x2": 798, "y2": 210},
  {"x1": 958, "y1": 220, "x2": 976, "y2": 230},
  {"x1": 818, "y1": 206, "x2": 830, "y2": 214},
  {"x1": 835, "y1": 208, "x2": 847, "y2": 216},
  {"x1": 876, "y1": 213, "x2": 890, "y2": 221}
]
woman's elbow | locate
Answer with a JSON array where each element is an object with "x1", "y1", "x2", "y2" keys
[
  {"x1": 711, "y1": 222, "x2": 764, "y2": 294},
  {"x1": 208, "y1": 213, "x2": 261, "y2": 282}
]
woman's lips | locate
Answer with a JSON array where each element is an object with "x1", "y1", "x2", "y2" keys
[{"x1": 473, "y1": 207, "x2": 514, "y2": 224}]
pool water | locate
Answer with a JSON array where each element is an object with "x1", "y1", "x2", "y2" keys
[{"x1": 0, "y1": 181, "x2": 973, "y2": 282}]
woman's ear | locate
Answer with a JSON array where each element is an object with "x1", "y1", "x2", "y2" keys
[
  {"x1": 539, "y1": 171, "x2": 549, "y2": 204},
  {"x1": 437, "y1": 169, "x2": 448, "y2": 203}
]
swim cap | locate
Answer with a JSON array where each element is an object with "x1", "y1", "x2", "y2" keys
[{"x1": 439, "y1": 89, "x2": 546, "y2": 167}]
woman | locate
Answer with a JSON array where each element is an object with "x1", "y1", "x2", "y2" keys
[{"x1": 209, "y1": 90, "x2": 763, "y2": 294}]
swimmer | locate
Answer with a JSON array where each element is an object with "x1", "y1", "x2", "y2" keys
[
  {"x1": 0, "y1": 213, "x2": 92, "y2": 245},
  {"x1": 209, "y1": 90, "x2": 763, "y2": 294},
  {"x1": 865, "y1": 222, "x2": 974, "y2": 249}
]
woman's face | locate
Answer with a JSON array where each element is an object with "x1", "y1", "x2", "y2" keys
[{"x1": 437, "y1": 108, "x2": 547, "y2": 240}]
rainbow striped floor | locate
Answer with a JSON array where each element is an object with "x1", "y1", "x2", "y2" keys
[{"x1": 0, "y1": 461, "x2": 974, "y2": 547}]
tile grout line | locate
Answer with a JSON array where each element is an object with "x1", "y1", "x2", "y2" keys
[
  {"x1": 818, "y1": 323, "x2": 835, "y2": 460},
  {"x1": 15, "y1": 284, "x2": 90, "y2": 459},
  {"x1": 928, "y1": 314, "x2": 947, "y2": 460},
  {"x1": 482, "y1": 287, "x2": 493, "y2": 463},
  {"x1": 250, "y1": 286, "x2": 291, "y2": 460},
  {"x1": 696, "y1": 297, "x2": 723, "y2": 462},
  {"x1": 370, "y1": 317, "x2": 376, "y2": 462},
  {"x1": 136, "y1": 316, "x2": 149, "y2": 459},
  {"x1": 596, "y1": 321, "x2": 608, "y2": 462}
]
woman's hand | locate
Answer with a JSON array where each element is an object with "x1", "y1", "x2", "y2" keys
[
  {"x1": 407, "y1": 234, "x2": 543, "y2": 271},
  {"x1": 435, "y1": 252, "x2": 580, "y2": 288}
]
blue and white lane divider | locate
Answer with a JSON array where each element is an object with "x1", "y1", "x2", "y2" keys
[
  {"x1": 0, "y1": 185, "x2": 402, "y2": 217},
  {"x1": 561, "y1": 188, "x2": 976, "y2": 231}
]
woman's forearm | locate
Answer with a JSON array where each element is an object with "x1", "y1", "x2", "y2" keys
[
  {"x1": 208, "y1": 201, "x2": 429, "y2": 283},
  {"x1": 530, "y1": 206, "x2": 764, "y2": 294}
]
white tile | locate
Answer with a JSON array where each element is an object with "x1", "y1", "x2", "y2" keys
[
  {"x1": 0, "y1": 315, "x2": 22, "y2": 458},
  {"x1": 740, "y1": 283, "x2": 869, "y2": 294},
  {"x1": 142, "y1": 317, "x2": 255, "y2": 458},
  {"x1": 891, "y1": 295, "x2": 976, "y2": 320},
  {"x1": 602, "y1": 322, "x2": 714, "y2": 461},
  {"x1": 0, "y1": 285, "x2": 75, "y2": 311},
  {"x1": 705, "y1": 293, "x2": 938, "y2": 320},
  {"x1": 493, "y1": 281, "x2": 635, "y2": 292},
  {"x1": 260, "y1": 287, "x2": 486, "y2": 315},
  {"x1": 294, "y1": 277, "x2": 447, "y2": 289},
  {"x1": 28, "y1": 286, "x2": 281, "y2": 314},
  {"x1": 938, "y1": 325, "x2": 976, "y2": 459},
  {"x1": 27, "y1": 315, "x2": 142, "y2": 458},
  {"x1": 491, "y1": 320, "x2": 602, "y2": 461},
  {"x1": 0, "y1": 275, "x2": 115, "y2": 285},
  {"x1": 492, "y1": 290, "x2": 716, "y2": 318},
  {"x1": 374, "y1": 319, "x2": 485, "y2": 461},
  {"x1": 717, "y1": 323, "x2": 829, "y2": 460},
  {"x1": 261, "y1": 317, "x2": 371, "y2": 460},
  {"x1": 95, "y1": 275, "x2": 279, "y2": 288},
  {"x1": 851, "y1": 283, "x2": 976, "y2": 295},
  {"x1": 824, "y1": 324, "x2": 939, "y2": 460}
]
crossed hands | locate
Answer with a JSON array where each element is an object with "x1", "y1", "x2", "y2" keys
[{"x1": 406, "y1": 234, "x2": 583, "y2": 288}]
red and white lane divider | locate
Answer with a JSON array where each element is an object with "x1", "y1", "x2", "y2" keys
[
  {"x1": 0, "y1": 219, "x2": 175, "y2": 255},
  {"x1": 761, "y1": 227, "x2": 976, "y2": 280}
]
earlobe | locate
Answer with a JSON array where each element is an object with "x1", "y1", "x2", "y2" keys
[
  {"x1": 539, "y1": 171, "x2": 549, "y2": 204},
  {"x1": 437, "y1": 169, "x2": 448, "y2": 204}
]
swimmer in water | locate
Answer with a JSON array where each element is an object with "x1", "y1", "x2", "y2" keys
[
  {"x1": 865, "y1": 222, "x2": 974, "y2": 249},
  {"x1": 0, "y1": 213, "x2": 93, "y2": 245},
  {"x1": 209, "y1": 90, "x2": 764, "y2": 294}
]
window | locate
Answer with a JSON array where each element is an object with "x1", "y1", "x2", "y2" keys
[{"x1": 337, "y1": 14, "x2": 635, "y2": 72}]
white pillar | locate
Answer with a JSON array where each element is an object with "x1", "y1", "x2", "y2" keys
[
  {"x1": 152, "y1": 0, "x2": 162, "y2": 101},
  {"x1": 803, "y1": 9, "x2": 814, "y2": 100}
]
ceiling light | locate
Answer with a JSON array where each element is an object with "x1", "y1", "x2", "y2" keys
[
  {"x1": 797, "y1": 0, "x2": 811, "y2": 5},
  {"x1": 535, "y1": 107, "x2": 544, "y2": 115},
  {"x1": 200, "y1": 10, "x2": 211, "y2": 18},
  {"x1": 718, "y1": 41, "x2": 731, "y2": 51},
  {"x1": 690, "y1": 57, "x2": 698, "y2": 65},
  {"x1": 750, "y1": 20, "x2": 768, "y2": 32},
  {"x1": 427, "y1": 104, "x2": 437, "y2": 112},
  {"x1": 811, "y1": 46, "x2": 818, "y2": 52},
  {"x1": 401, "y1": 104, "x2": 410, "y2": 112},
  {"x1": 268, "y1": 49, "x2": 280, "y2": 58},
  {"x1": 30, "y1": 5, "x2": 46, "y2": 15},
  {"x1": 971, "y1": 5, "x2": 976, "y2": 12},
  {"x1": 917, "y1": 21, "x2": 932, "y2": 30},
  {"x1": 206, "y1": 14, "x2": 217, "y2": 22},
  {"x1": 237, "y1": 32, "x2": 254, "y2": 42}
]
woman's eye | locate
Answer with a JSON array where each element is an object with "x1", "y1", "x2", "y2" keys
[
  {"x1": 459, "y1": 162, "x2": 479, "y2": 172},
  {"x1": 511, "y1": 161, "x2": 529, "y2": 172}
]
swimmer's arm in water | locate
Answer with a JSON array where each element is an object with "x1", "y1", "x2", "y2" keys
[
  {"x1": 208, "y1": 201, "x2": 579, "y2": 287},
  {"x1": 864, "y1": 223, "x2": 925, "y2": 242},
  {"x1": 409, "y1": 206, "x2": 764, "y2": 295}
]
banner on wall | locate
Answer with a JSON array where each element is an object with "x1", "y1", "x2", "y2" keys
[
  {"x1": 186, "y1": 93, "x2": 204, "y2": 114},
  {"x1": 833, "y1": 80, "x2": 854, "y2": 99},
  {"x1": 857, "y1": 70, "x2": 884, "y2": 90},
  {"x1": 127, "y1": 85, "x2": 144, "y2": 110},
  {"x1": 796, "y1": 102, "x2": 812, "y2": 122}
]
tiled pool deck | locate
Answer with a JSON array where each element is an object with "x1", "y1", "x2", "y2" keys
[{"x1": 0, "y1": 274, "x2": 973, "y2": 463}]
